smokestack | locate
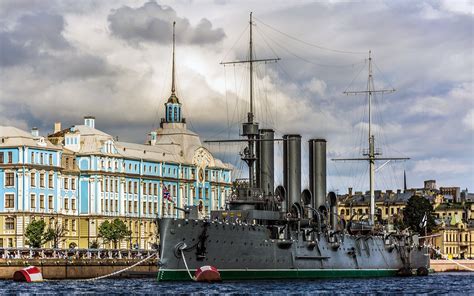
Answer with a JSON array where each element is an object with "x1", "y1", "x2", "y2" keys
[
  {"x1": 54, "y1": 122, "x2": 61, "y2": 133},
  {"x1": 257, "y1": 129, "x2": 274, "y2": 196},
  {"x1": 31, "y1": 127, "x2": 39, "y2": 137},
  {"x1": 309, "y1": 139, "x2": 327, "y2": 209},
  {"x1": 283, "y1": 134, "x2": 301, "y2": 213},
  {"x1": 328, "y1": 192, "x2": 338, "y2": 230}
]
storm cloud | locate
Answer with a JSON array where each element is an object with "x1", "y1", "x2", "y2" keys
[{"x1": 108, "y1": 1, "x2": 226, "y2": 45}]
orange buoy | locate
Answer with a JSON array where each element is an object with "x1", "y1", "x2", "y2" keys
[
  {"x1": 194, "y1": 265, "x2": 221, "y2": 282},
  {"x1": 13, "y1": 266, "x2": 43, "y2": 282}
]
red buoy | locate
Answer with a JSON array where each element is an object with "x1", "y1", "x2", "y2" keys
[
  {"x1": 13, "y1": 266, "x2": 43, "y2": 282},
  {"x1": 194, "y1": 265, "x2": 221, "y2": 282}
]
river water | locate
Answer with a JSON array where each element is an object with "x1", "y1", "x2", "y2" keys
[{"x1": 0, "y1": 272, "x2": 471, "y2": 294}]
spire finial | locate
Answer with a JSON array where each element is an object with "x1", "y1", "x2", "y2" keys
[{"x1": 171, "y1": 21, "x2": 176, "y2": 95}]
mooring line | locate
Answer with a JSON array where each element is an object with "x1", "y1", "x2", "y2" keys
[
  {"x1": 429, "y1": 246, "x2": 474, "y2": 272},
  {"x1": 181, "y1": 249, "x2": 196, "y2": 281},
  {"x1": 76, "y1": 252, "x2": 158, "y2": 282}
]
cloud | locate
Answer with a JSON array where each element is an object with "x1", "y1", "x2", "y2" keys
[
  {"x1": 463, "y1": 109, "x2": 474, "y2": 131},
  {"x1": 0, "y1": 0, "x2": 472, "y2": 193},
  {"x1": 107, "y1": 1, "x2": 225, "y2": 46}
]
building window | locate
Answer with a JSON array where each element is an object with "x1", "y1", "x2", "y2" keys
[
  {"x1": 48, "y1": 195, "x2": 53, "y2": 209},
  {"x1": 71, "y1": 179, "x2": 76, "y2": 190},
  {"x1": 8, "y1": 151, "x2": 12, "y2": 163},
  {"x1": 105, "y1": 200, "x2": 108, "y2": 211},
  {"x1": 5, "y1": 217, "x2": 14, "y2": 230},
  {"x1": 154, "y1": 202, "x2": 157, "y2": 214},
  {"x1": 114, "y1": 180, "x2": 118, "y2": 192},
  {"x1": 143, "y1": 183, "x2": 147, "y2": 195},
  {"x1": 134, "y1": 182, "x2": 138, "y2": 194},
  {"x1": 0, "y1": 152, "x2": 3, "y2": 163},
  {"x1": 49, "y1": 154, "x2": 53, "y2": 165},
  {"x1": 143, "y1": 201, "x2": 147, "y2": 214},
  {"x1": 71, "y1": 220, "x2": 76, "y2": 231},
  {"x1": 30, "y1": 194, "x2": 36, "y2": 209},
  {"x1": 71, "y1": 199, "x2": 76, "y2": 211},
  {"x1": 154, "y1": 184, "x2": 158, "y2": 195},
  {"x1": 115, "y1": 200, "x2": 118, "y2": 212},
  {"x1": 48, "y1": 174, "x2": 53, "y2": 188},
  {"x1": 128, "y1": 201, "x2": 132, "y2": 213},
  {"x1": 168, "y1": 106, "x2": 172, "y2": 121},
  {"x1": 149, "y1": 202, "x2": 152, "y2": 214},
  {"x1": 134, "y1": 201, "x2": 138, "y2": 213},
  {"x1": 40, "y1": 195, "x2": 45, "y2": 209},
  {"x1": 40, "y1": 153, "x2": 43, "y2": 164},
  {"x1": 105, "y1": 179, "x2": 109, "y2": 192},
  {"x1": 5, "y1": 194, "x2": 14, "y2": 208},
  {"x1": 30, "y1": 173, "x2": 36, "y2": 187},
  {"x1": 5, "y1": 172, "x2": 14, "y2": 187},
  {"x1": 40, "y1": 173, "x2": 45, "y2": 188},
  {"x1": 128, "y1": 181, "x2": 132, "y2": 193},
  {"x1": 64, "y1": 178, "x2": 69, "y2": 190}
]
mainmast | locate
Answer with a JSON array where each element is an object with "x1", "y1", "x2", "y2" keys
[
  {"x1": 333, "y1": 51, "x2": 406, "y2": 225},
  {"x1": 220, "y1": 12, "x2": 279, "y2": 189}
]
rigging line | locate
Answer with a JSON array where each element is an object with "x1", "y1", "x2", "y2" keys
[
  {"x1": 220, "y1": 23, "x2": 250, "y2": 63},
  {"x1": 343, "y1": 60, "x2": 367, "y2": 94},
  {"x1": 253, "y1": 16, "x2": 366, "y2": 55},
  {"x1": 373, "y1": 60, "x2": 396, "y2": 92},
  {"x1": 258, "y1": 25, "x2": 365, "y2": 68}
]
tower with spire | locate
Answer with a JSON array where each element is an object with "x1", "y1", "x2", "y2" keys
[{"x1": 162, "y1": 21, "x2": 184, "y2": 125}]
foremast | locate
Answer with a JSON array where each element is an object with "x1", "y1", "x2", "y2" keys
[{"x1": 220, "y1": 12, "x2": 279, "y2": 190}]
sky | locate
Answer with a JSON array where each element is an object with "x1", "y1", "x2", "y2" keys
[{"x1": 0, "y1": 0, "x2": 472, "y2": 194}]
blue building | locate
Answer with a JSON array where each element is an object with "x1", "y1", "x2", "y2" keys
[{"x1": 0, "y1": 28, "x2": 232, "y2": 249}]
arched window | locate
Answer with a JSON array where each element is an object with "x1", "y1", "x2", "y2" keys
[
  {"x1": 174, "y1": 106, "x2": 178, "y2": 121},
  {"x1": 168, "y1": 105, "x2": 173, "y2": 121}
]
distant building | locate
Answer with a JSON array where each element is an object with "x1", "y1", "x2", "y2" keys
[{"x1": 440, "y1": 187, "x2": 461, "y2": 203}]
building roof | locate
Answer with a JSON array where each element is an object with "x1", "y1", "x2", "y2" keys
[
  {"x1": 63, "y1": 122, "x2": 229, "y2": 169},
  {"x1": 0, "y1": 126, "x2": 60, "y2": 150},
  {"x1": 339, "y1": 191, "x2": 413, "y2": 205}
]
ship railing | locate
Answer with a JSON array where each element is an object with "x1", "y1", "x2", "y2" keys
[{"x1": 0, "y1": 247, "x2": 156, "y2": 261}]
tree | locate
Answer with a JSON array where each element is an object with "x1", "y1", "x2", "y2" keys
[
  {"x1": 98, "y1": 219, "x2": 131, "y2": 249},
  {"x1": 402, "y1": 195, "x2": 436, "y2": 234},
  {"x1": 46, "y1": 222, "x2": 68, "y2": 249},
  {"x1": 25, "y1": 220, "x2": 51, "y2": 248}
]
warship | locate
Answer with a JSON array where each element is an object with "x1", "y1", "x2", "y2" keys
[{"x1": 157, "y1": 14, "x2": 430, "y2": 281}]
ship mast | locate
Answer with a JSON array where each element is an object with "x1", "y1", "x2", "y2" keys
[
  {"x1": 334, "y1": 51, "x2": 407, "y2": 225},
  {"x1": 220, "y1": 12, "x2": 279, "y2": 188}
]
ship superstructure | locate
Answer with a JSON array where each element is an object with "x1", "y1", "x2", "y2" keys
[{"x1": 157, "y1": 14, "x2": 429, "y2": 281}]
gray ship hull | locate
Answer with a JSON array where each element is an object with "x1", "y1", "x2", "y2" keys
[{"x1": 157, "y1": 218, "x2": 430, "y2": 281}]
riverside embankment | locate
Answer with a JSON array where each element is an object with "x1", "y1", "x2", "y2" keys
[{"x1": 0, "y1": 248, "x2": 157, "y2": 279}]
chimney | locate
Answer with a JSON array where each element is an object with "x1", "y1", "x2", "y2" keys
[
  {"x1": 283, "y1": 134, "x2": 301, "y2": 213},
  {"x1": 54, "y1": 122, "x2": 61, "y2": 133},
  {"x1": 309, "y1": 139, "x2": 327, "y2": 209},
  {"x1": 84, "y1": 116, "x2": 95, "y2": 128},
  {"x1": 150, "y1": 131, "x2": 157, "y2": 145},
  {"x1": 31, "y1": 127, "x2": 39, "y2": 137},
  {"x1": 348, "y1": 187, "x2": 353, "y2": 197}
]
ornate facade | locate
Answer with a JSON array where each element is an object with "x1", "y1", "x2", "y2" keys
[{"x1": 0, "y1": 25, "x2": 232, "y2": 249}]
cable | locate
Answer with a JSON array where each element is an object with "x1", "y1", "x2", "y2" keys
[{"x1": 254, "y1": 16, "x2": 366, "y2": 55}]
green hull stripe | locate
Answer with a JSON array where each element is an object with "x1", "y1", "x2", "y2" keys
[{"x1": 157, "y1": 269, "x2": 398, "y2": 281}]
